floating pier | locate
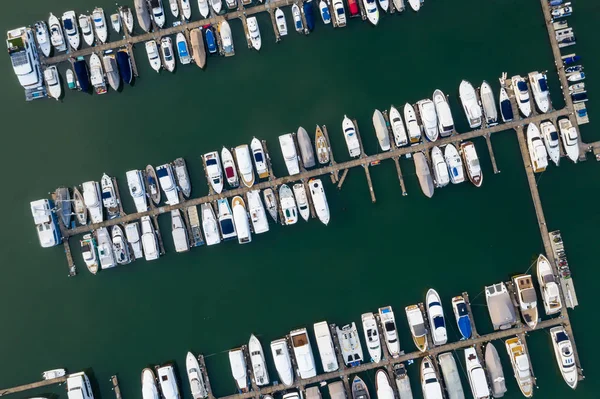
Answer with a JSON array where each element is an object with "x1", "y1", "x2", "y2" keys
[
  {"x1": 0, "y1": 375, "x2": 67, "y2": 397},
  {"x1": 110, "y1": 375, "x2": 122, "y2": 399}
]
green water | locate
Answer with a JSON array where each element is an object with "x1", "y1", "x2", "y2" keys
[{"x1": 0, "y1": 0, "x2": 598, "y2": 398}]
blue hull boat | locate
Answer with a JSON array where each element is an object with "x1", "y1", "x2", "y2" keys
[
  {"x1": 205, "y1": 28, "x2": 217, "y2": 54},
  {"x1": 549, "y1": 0, "x2": 563, "y2": 5},
  {"x1": 117, "y1": 50, "x2": 133, "y2": 85},
  {"x1": 304, "y1": 0, "x2": 315, "y2": 32},
  {"x1": 74, "y1": 59, "x2": 90, "y2": 92},
  {"x1": 563, "y1": 55, "x2": 580, "y2": 65}
]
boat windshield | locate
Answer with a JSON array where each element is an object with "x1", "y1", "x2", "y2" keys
[
  {"x1": 101, "y1": 191, "x2": 113, "y2": 199},
  {"x1": 556, "y1": 331, "x2": 569, "y2": 343},
  {"x1": 337, "y1": 8, "x2": 344, "y2": 15},
  {"x1": 456, "y1": 303, "x2": 468, "y2": 316},
  {"x1": 385, "y1": 322, "x2": 396, "y2": 332},
  {"x1": 206, "y1": 159, "x2": 217, "y2": 166}
]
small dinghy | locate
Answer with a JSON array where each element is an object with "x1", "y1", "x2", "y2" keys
[
  {"x1": 111, "y1": 225, "x2": 131, "y2": 265},
  {"x1": 263, "y1": 188, "x2": 278, "y2": 223},
  {"x1": 145, "y1": 165, "x2": 161, "y2": 205}
]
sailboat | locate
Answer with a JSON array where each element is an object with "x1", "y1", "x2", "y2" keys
[{"x1": 315, "y1": 125, "x2": 330, "y2": 164}]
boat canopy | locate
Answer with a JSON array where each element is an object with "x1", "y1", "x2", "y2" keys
[
  {"x1": 156, "y1": 168, "x2": 168, "y2": 177},
  {"x1": 73, "y1": 60, "x2": 90, "y2": 92},
  {"x1": 220, "y1": 219, "x2": 234, "y2": 235},
  {"x1": 517, "y1": 81, "x2": 528, "y2": 91},
  {"x1": 254, "y1": 152, "x2": 264, "y2": 162},
  {"x1": 539, "y1": 78, "x2": 548, "y2": 92},
  {"x1": 177, "y1": 41, "x2": 188, "y2": 55},
  {"x1": 501, "y1": 100, "x2": 513, "y2": 119},
  {"x1": 456, "y1": 303, "x2": 468, "y2": 316},
  {"x1": 433, "y1": 317, "x2": 445, "y2": 329},
  {"x1": 64, "y1": 19, "x2": 74, "y2": 30}
]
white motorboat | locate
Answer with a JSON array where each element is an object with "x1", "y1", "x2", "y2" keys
[
  {"x1": 146, "y1": 40, "x2": 162, "y2": 72},
  {"x1": 540, "y1": 121, "x2": 560, "y2": 166},
  {"x1": 279, "y1": 134, "x2": 300, "y2": 175},
  {"x1": 505, "y1": 337, "x2": 534, "y2": 397},
  {"x1": 511, "y1": 75, "x2": 532, "y2": 117},
  {"x1": 438, "y1": 352, "x2": 466, "y2": 399},
  {"x1": 229, "y1": 349, "x2": 248, "y2": 392},
  {"x1": 66, "y1": 373, "x2": 94, "y2": 399},
  {"x1": 290, "y1": 328, "x2": 317, "y2": 379},
  {"x1": 313, "y1": 321, "x2": 339, "y2": 372},
  {"x1": 293, "y1": 183, "x2": 310, "y2": 222},
  {"x1": 112, "y1": 225, "x2": 131, "y2": 265},
  {"x1": 96, "y1": 227, "x2": 116, "y2": 269},
  {"x1": 529, "y1": 71, "x2": 550, "y2": 113},
  {"x1": 527, "y1": 123, "x2": 548, "y2": 173},
  {"x1": 263, "y1": 188, "x2": 278, "y2": 223},
  {"x1": 230, "y1": 196, "x2": 251, "y2": 243},
  {"x1": 459, "y1": 80, "x2": 482, "y2": 129},
  {"x1": 201, "y1": 203, "x2": 221, "y2": 246},
  {"x1": 479, "y1": 81, "x2": 498, "y2": 126},
  {"x1": 198, "y1": 0, "x2": 210, "y2": 18},
  {"x1": 157, "y1": 163, "x2": 179, "y2": 205},
  {"x1": 141, "y1": 216, "x2": 159, "y2": 261},
  {"x1": 120, "y1": 7, "x2": 135, "y2": 34},
  {"x1": 247, "y1": 17, "x2": 261, "y2": 51},
  {"x1": 464, "y1": 347, "x2": 490, "y2": 399},
  {"x1": 247, "y1": 190, "x2": 269, "y2": 234},
  {"x1": 389, "y1": 106, "x2": 408, "y2": 147},
  {"x1": 48, "y1": 13, "x2": 67, "y2": 52},
  {"x1": 82, "y1": 181, "x2": 103, "y2": 223},
  {"x1": 249, "y1": 334, "x2": 269, "y2": 386},
  {"x1": 485, "y1": 282, "x2": 517, "y2": 330},
  {"x1": 235, "y1": 145, "x2": 256, "y2": 187},
  {"x1": 270, "y1": 339, "x2": 294, "y2": 386},
  {"x1": 250, "y1": 138, "x2": 269, "y2": 179},
  {"x1": 404, "y1": 103, "x2": 422, "y2": 143},
  {"x1": 204, "y1": 151, "x2": 224, "y2": 193},
  {"x1": 297, "y1": 127, "x2": 316, "y2": 168},
  {"x1": 336, "y1": 322, "x2": 364, "y2": 367},
  {"x1": 320, "y1": 0, "x2": 332, "y2": 24},
  {"x1": 62, "y1": 11, "x2": 80, "y2": 50},
  {"x1": 176, "y1": 32, "x2": 192, "y2": 65},
  {"x1": 103, "y1": 53, "x2": 120, "y2": 91},
  {"x1": 151, "y1": 0, "x2": 166, "y2": 28},
  {"x1": 135, "y1": 0, "x2": 152, "y2": 32},
  {"x1": 169, "y1": 0, "x2": 180, "y2": 17},
  {"x1": 157, "y1": 365, "x2": 180, "y2": 399},
  {"x1": 186, "y1": 352, "x2": 208, "y2": 399},
  {"x1": 125, "y1": 222, "x2": 144, "y2": 260},
  {"x1": 485, "y1": 343, "x2": 507, "y2": 398},
  {"x1": 80, "y1": 234, "x2": 98, "y2": 274},
  {"x1": 513, "y1": 274, "x2": 539, "y2": 329},
  {"x1": 333, "y1": 0, "x2": 347, "y2": 27},
  {"x1": 431, "y1": 146, "x2": 450, "y2": 188},
  {"x1": 418, "y1": 99, "x2": 439, "y2": 141},
  {"x1": 460, "y1": 141, "x2": 483, "y2": 187},
  {"x1": 433, "y1": 90, "x2": 454, "y2": 137},
  {"x1": 100, "y1": 174, "x2": 118, "y2": 218},
  {"x1": 171, "y1": 209, "x2": 189, "y2": 253},
  {"x1": 558, "y1": 118, "x2": 579, "y2": 162},
  {"x1": 444, "y1": 143, "x2": 465, "y2": 184},
  {"x1": 90, "y1": 53, "x2": 107, "y2": 95},
  {"x1": 499, "y1": 86, "x2": 513, "y2": 122},
  {"x1": 537, "y1": 254, "x2": 562, "y2": 315},
  {"x1": 421, "y1": 357, "x2": 443, "y2": 399},
  {"x1": 426, "y1": 289, "x2": 447, "y2": 346},
  {"x1": 34, "y1": 21, "x2": 51, "y2": 57},
  {"x1": 279, "y1": 184, "x2": 298, "y2": 225},
  {"x1": 211, "y1": 0, "x2": 222, "y2": 14},
  {"x1": 292, "y1": 4, "x2": 303, "y2": 33},
  {"x1": 360, "y1": 312, "x2": 381, "y2": 363},
  {"x1": 393, "y1": 364, "x2": 413, "y2": 399},
  {"x1": 275, "y1": 8, "x2": 288, "y2": 36},
  {"x1": 44, "y1": 66, "x2": 61, "y2": 100},
  {"x1": 308, "y1": 178, "x2": 329, "y2": 225},
  {"x1": 409, "y1": 0, "x2": 420, "y2": 11},
  {"x1": 363, "y1": 0, "x2": 379, "y2": 26},
  {"x1": 173, "y1": 158, "x2": 191, "y2": 198},
  {"x1": 342, "y1": 115, "x2": 361, "y2": 157},
  {"x1": 376, "y1": 370, "x2": 394, "y2": 399},
  {"x1": 221, "y1": 147, "x2": 239, "y2": 188},
  {"x1": 567, "y1": 72, "x2": 585, "y2": 82},
  {"x1": 217, "y1": 198, "x2": 237, "y2": 241},
  {"x1": 414, "y1": 152, "x2": 434, "y2": 198},
  {"x1": 110, "y1": 14, "x2": 121, "y2": 33},
  {"x1": 379, "y1": 306, "x2": 400, "y2": 358},
  {"x1": 181, "y1": 0, "x2": 192, "y2": 20},
  {"x1": 373, "y1": 109, "x2": 391, "y2": 151},
  {"x1": 141, "y1": 368, "x2": 159, "y2": 399},
  {"x1": 405, "y1": 304, "x2": 428, "y2": 352},
  {"x1": 219, "y1": 20, "x2": 234, "y2": 55},
  {"x1": 161, "y1": 37, "x2": 176, "y2": 72},
  {"x1": 92, "y1": 8, "x2": 108, "y2": 44},
  {"x1": 550, "y1": 326, "x2": 578, "y2": 389}
]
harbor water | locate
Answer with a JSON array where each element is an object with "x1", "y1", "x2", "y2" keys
[{"x1": 0, "y1": 0, "x2": 598, "y2": 398}]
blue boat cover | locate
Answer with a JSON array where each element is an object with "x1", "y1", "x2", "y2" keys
[
  {"x1": 458, "y1": 317, "x2": 472, "y2": 339},
  {"x1": 156, "y1": 168, "x2": 168, "y2": 178},
  {"x1": 433, "y1": 317, "x2": 445, "y2": 329},
  {"x1": 116, "y1": 51, "x2": 133, "y2": 85},
  {"x1": 304, "y1": 1, "x2": 315, "y2": 31},
  {"x1": 177, "y1": 41, "x2": 188, "y2": 56},
  {"x1": 64, "y1": 19, "x2": 73, "y2": 30},
  {"x1": 220, "y1": 219, "x2": 235, "y2": 236},
  {"x1": 254, "y1": 153, "x2": 264, "y2": 163},
  {"x1": 206, "y1": 159, "x2": 217, "y2": 166},
  {"x1": 564, "y1": 55, "x2": 580, "y2": 64},
  {"x1": 517, "y1": 81, "x2": 528, "y2": 91},
  {"x1": 539, "y1": 78, "x2": 548, "y2": 92},
  {"x1": 321, "y1": 6, "x2": 331, "y2": 21},
  {"x1": 501, "y1": 99, "x2": 513, "y2": 120},
  {"x1": 73, "y1": 60, "x2": 90, "y2": 92},
  {"x1": 101, "y1": 191, "x2": 113, "y2": 200},
  {"x1": 205, "y1": 29, "x2": 217, "y2": 53}
]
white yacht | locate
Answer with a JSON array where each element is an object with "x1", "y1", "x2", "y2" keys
[
  {"x1": 375, "y1": 307, "x2": 399, "y2": 359},
  {"x1": 536, "y1": 254, "x2": 562, "y2": 315},
  {"x1": 126, "y1": 170, "x2": 148, "y2": 213},
  {"x1": 418, "y1": 99, "x2": 439, "y2": 142},
  {"x1": 363, "y1": 0, "x2": 379, "y2": 26},
  {"x1": 34, "y1": 21, "x2": 51, "y2": 57},
  {"x1": 270, "y1": 339, "x2": 294, "y2": 386},
  {"x1": 176, "y1": 32, "x2": 191, "y2": 65},
  {"x1": 96, "y1": 227, "x2": 116, "y2": 269},
  {"x1": 221, "y1": 147, "x2": 239, "y2": 188},
  {"x1": 408, "y1": 0, "x2": 420, "y2": 11},
  {"x1": 290, "y1": 328, "x2": 317, "y2": 379},
  {"x1": 146, "y1": 40, "x2": 162, "y2": 72},
  {"x1": 274, "y1": 8, "x2": 288, "y2": 36},
  {"x1": 550, "y1": 326, "x2": 578, "y2": 389},
  {"x1": 464, "y1": 347, "x2": 490, "y2": 399},
  {"x1": 336, "y1": 323, "x2": 364, "y2": 367},
  {"x1": 558, "y1": 118, "x2": 579, "y2": 162},
  {"x1": 426, "y1": 289, "x2": 447, "y2": 346},
  {"x1": 540, "y1": 121, "x2": 560, "y2": 166},
  {"x1": 433, "y1": 90, "x2": 454, "y2": 137},
  {"x1": 480, "y1": 81, "x2": 498, "y2": 126},
  {"x1": 141, "y1": 216, "x2": 159, "y2": 261},
  {"x1": 204, "y1": 151, "x2": 224, "y2": 193},
  {"x1": 44, "y1": 66, "x2": 61, "y2": 100},
  {"x1": 48, "y1": 14, "x2": 67, "y2": 52},
  {"x1": 405, "y1": 304, "x2": 428, "y2": 352},
  {"x1": 229, "y1": 349, "x2": 248, "y2": 392},
  {"x1": 150, "y1": 0, "x2": 166, "y2": 28},
  {"x1": 112, "y1": 225, "x2": 131, "y2": 265},
  {"x1": 513, "y1": 274, "x2": 539, "y2": 329},
  {"x1": 232, "y1": 196, "x2": 251, "y2": 244},
  {"x1": 217, "y1": 198, "x2": 237, "y2": 241},
  {"x1": 198, "y1": 0, "x2": 210, "y2": 18},
  {"x1": 92, "y1": 8, "x2": 108, "y2": 43},
  {"x1": 8, "y1": 27, "x2": 46, "y2": 100},
  {"x1": 293, "y1": 183, "x2": 310, "y2": 222},
  {"x1": 431, "y1": 146, "x2": 450, "y2": 188},
  {"x1": 247, "y1": 17, "x2": 261, "y2": 51},
  {"x1": 263, "y1": 188, "x2": 278, "y2": 223},
  {"x1": 73, "y1": 188, "x2": 87, "y2": 226},
  {"x1": 460, "y1": 141, "x2": 483, "y2": 187},
  {"x1": 247, "y1": 190, "x2": 269, "y2": 234},
  {"x1": 157, "y1": 163, "x2": 180, "y2": 205},
  {"x1": 201, "y1": 203, "x2": 221, "y2": 246},
  {"x1": 161, "y1": 37, "x2": 176, "y2": 72},
  {"x1": 333, "y1": 0, "x2": 347, "y2": 27},
  {"x1": 169, "y1": 0, "x2": 180, "y2": 17},
  {"x1": 279, "y1": 184, "x2": 298, "y2": 225},
  {"x1": 511, "y1": 75, "x2": 532, "y2": 117},
  {"x1": 389, "y1": 106, "x2": 408, "y2": 147},
  {"x1": 506, "y1": 338, "x2": 534, "y2": 398},
  {"x1": 279, "y1": 134, "x2": 300, "y2": 175},
  {"x1": 376, "y1": 370, "x2": 394, "y2": 399},
  {"x1": 67, "y1": 372, "x2": 94, "y2": 399},
  {"x1": 443, "y1": 144, "x2": 465, "y2": 184},
  {"x1": 421, "y1": 357, "x2": 443, "y2": 399},
  {"x1": 250, "y1": 138, "x2": 269, "y2": 179},
  {"x1": 527, "y1": 123, "x2": 548, "y2": 173},
  {"x1": 103, "y1": 53, "x2": 120, "y2": 91},
  {"x1": 393, "y1": 364, "x2": 413, "y2": 399},
  {"x1": 171, "y1": 209, "x2": 189, "y2": 253},
  {"x1": 125, "y1": 223, "x2": 144, "y2": 260},
  {"x1": 438, "y1": 352, "x2": 465, "y2": 399},
  {"x1": 373, "y1": 109, "x2": 391, "y2": 151},
  {"x1": 308, "y1": 178, "x2": 330, "y2": 225},
  {"x1": 157, "y1": 365, "x2": 180, "y2": 399},
  {"x1": 219, "y1": 20, "x2": 234, "y2": 56},
  {"x1": 404, "y1": 103, "x2": 422, "y2": 143},
  {"x1": 292, "y1": 4, "x2": 303, "y2": 33},
  {"x1": 62, "y1": 11, "x2": 80, "y2": 50},
  {"x1": 80, "y1": 234, "x2": 98, "y2": 274},
  {"x1": 485, "y1": 282, "x2": 517, "y2": 330},
  {"x1": 186, "y1": 352, "x2": 208, "y2": 399},
  {"x1": 120, "y1": 7, "x2": 135, "y2": 34},
  {"x1": 235, "y1": 145, "x2": 255, "y2": 187},
  {"x1": 90, "y1": 53, "x2": 107, "y2": 95},
  {"x1": 529, "y1": 71, "x2": 550, "y2": 113},
  {"x1": 144, "y1": 166, "x2": 160, "y2": 206},
  {"x1": 342, "y1": 115, "x2": 361, "y2": 157},
  {"x1": 249, "y1": 334, "x2": 269, "y2": 386},
  {"x1": 313, "y1": 321, "x2": 339, "y2": 372},
  {"x1": 141, "y1": 368, "x2": 159, "y2": 399},
  {"x1": 361, "y1": 313, "x2": 382, "y2": 363},
  {"x1": 459, "y1": 80, "x2": 482, "y2": 129},
  {"x1": 30, "y1": 199, "x2": 60, "y2": 248},
  {"x1": 82, "y1": 181, "x2": 103, "y2": 223}
]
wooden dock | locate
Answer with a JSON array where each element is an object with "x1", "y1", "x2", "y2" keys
[
  {"x1": 0, "y1": 376, "x2": 67, "y2": 397},
  {"x1": 110, "y1": 375, "x2": 122, "y2": 399}
]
